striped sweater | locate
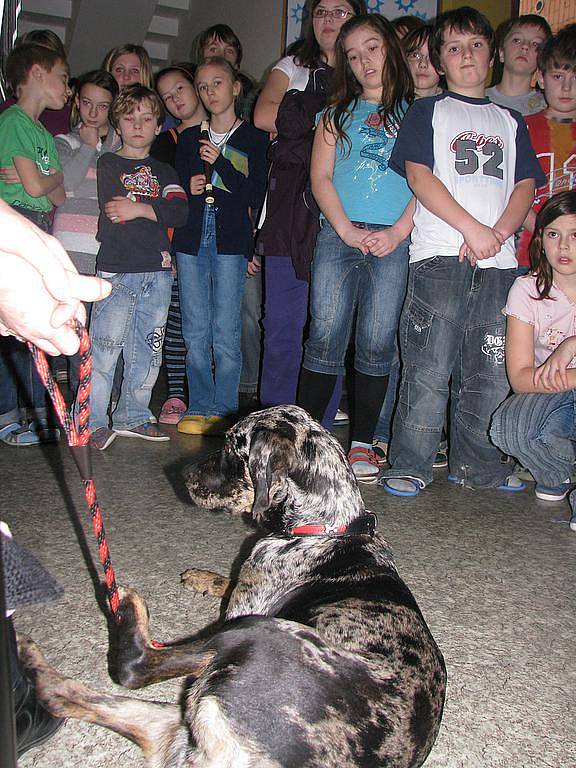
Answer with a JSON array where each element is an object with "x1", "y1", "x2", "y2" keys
[{"x1": 53, "y1": 128, "x2": 121, "y2": 274}]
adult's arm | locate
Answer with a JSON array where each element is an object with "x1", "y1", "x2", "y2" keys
[{"x1": 254, "y1": 69, "x2": 289, "y2": 134}]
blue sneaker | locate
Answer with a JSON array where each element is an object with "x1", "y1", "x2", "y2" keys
[
  {"x1": 448, "y1": 474, "x2": 525, "y2": 492},
  {"x1": 534, "y1": 481, "x2": 571, "y2": 502}
]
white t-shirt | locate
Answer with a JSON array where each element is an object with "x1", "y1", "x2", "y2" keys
[
  {"x1": 390, "y1": 91, "x2": 545, "y2": 269},
  {"x1": 273, "y1": 55, "x2": 311, "y2": 92}
]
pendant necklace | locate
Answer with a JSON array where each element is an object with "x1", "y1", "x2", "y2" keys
[{"x1": 209, "y1": 117, "x2": 239, "y2": 148}]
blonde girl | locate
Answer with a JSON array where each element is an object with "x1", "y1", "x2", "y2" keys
[
  {"x1": 173, "y1": 58, "x2": 268, "y2": 434},
  {"x1": 102, "y1": 44, "x2": 154, "y2": 90}
]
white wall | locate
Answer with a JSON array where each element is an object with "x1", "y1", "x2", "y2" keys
[{"x1": 172, "y1": 0, "x2": 284, "y2": 84}]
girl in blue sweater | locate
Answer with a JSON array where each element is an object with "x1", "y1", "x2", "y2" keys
[{"x1": 174, "y1": 58, "x2": 268, "y2": 434}]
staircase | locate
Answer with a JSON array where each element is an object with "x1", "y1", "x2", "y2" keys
[
  {"x1": 145, "y1": 0, "x2": 191, "y2": 70},
  {"x1": 16, "y1": 0, "x2": 192, "y2": 72}
]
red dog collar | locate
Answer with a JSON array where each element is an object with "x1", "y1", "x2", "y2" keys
[{"x1": 290, "y1": 512, "x2": 377, "y2": 538}]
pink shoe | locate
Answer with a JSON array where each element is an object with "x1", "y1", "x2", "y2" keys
[{"x1": 158, "y1": 397, "x2": 187, "y2": 425}]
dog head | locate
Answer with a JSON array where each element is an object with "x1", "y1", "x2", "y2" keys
[{"x1": 185, "y1": 406, "x2": 366, "y2": 534}]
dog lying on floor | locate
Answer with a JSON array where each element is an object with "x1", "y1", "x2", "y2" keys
[{"x1": 18, "y1": 405, "x2": 446, "y2": 768}]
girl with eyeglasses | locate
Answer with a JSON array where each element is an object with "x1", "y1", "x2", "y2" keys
[
  {"x1": 255, "y1": 0, "x2": 366, "y2": 424},
  {"x1": 403, "y1": 25, "x2": 443, "y2": 99}
]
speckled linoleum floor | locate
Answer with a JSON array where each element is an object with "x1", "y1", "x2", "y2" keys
[{"x1": 2, "y1": 409, "x2": 575, "y2": 768}]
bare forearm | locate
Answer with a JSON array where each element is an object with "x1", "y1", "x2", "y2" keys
[
  {"x1": 510, "y1": 367, "x2": 576, "y2": 393},
  {"x1": 406, "y1": 166, "x2": 476, "y2": 235},
  {"x1": 48, "y1": 184, "x2": 65, "y2": 207},
  {"x1": 311, "y1": 174, "x2": 351, "y2": 237},
  {"x1": 392, "y1": 197, "x2": 416, "y2": 239},
  {"x1": 494, "y1": 180, "x2": 535, "y2": 240},
  {"x1": 26, "y1": 170, "x2": 64, "y2": 198}
]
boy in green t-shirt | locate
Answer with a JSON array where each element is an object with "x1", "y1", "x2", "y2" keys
[
  {"x1": 0, "y1": 43, "x2": 70, "y2": 447},
  {"x1": 0, "y1": 43, "x2": 70, "y2": 231}
]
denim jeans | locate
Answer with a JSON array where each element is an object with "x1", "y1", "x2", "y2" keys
[
  {"x1": 383, "y1": 257, "x2": 517, "y2": 488},
  {"x1": 491, "y1": 391, "x2": 576, "y2": 486},
  {"x1": 303, "y1": 222, "x2": 409, "y2": 376},
  {"x1": 89, "y1": 270, "x2": 173, "y2": 430},
  {"x1": 177, "y1": 206, "x2": 246, "y2": 417},
  {"x1": 240, "y1": 268, "x2": 262, "y2": 394},
  {"x1": 373, "y1": 356, "x2": 399, "y2": 444},
  {"x1": 0, "y1": 337, "x2": 50, "y2": 426}
]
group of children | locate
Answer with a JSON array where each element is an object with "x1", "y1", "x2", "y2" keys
[
  {"x1": 0, "y1": 7, "x2": 575, "y2": 530},
  {"x1": 0, "y1": 25, "x2": 267, "y2": 450}
]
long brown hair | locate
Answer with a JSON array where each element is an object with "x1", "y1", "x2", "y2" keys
[
  {"x1": 295, "y1": 0, "x2": 367, "y2": 68},
  {"x1": 324, "y1": 14, "x2": 413, "y2": 154},
  {"x1": 529, "y1": 190, "x2": 576, "y2": 300}
]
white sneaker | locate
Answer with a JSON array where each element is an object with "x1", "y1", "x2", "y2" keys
[{"x1": 334, "y1": 409, "x2": 349, "y2": 427}]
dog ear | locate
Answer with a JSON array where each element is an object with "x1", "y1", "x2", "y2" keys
[{"x1": 248, "y1": 429, "x2": 296, "y2": 522}]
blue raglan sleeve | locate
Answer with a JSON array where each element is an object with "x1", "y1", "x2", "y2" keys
[{"x1": 389, "y1": 97, "x2": 437, "y2": 178}]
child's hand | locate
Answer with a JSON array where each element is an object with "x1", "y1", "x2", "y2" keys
[
  {"x1": 462, "y1": 221, "x2": 505, "y2": 261},
  {"x1": 0, "y1": 165, "x2": 21, "y2": 184},
  {"x1": 104, "y1": 196, "x2": 142, "y2": 223},
  {"x1": 362, "y1": 227, "x2": 402, "y2": 257},
  {"x1": 199, "y1": 139, "x2": 221, "y2": 165},
  {"x1": 458, "y1": 242, "x2": 479, "y2": 266},
  {"x1": 78, "y1": 122, "x2": 100, "y2": 148},
  {"x1": 190, "y1": 174, "x2": 206, "y2": 195},
  {"x1": 246, "y1": 255, "x2": 261, "y2": 277},
  {"x1": 341, "y1": 223, "x2": 370, "y2": 255},
  {"x1": 533, "y1": 337, "x2": 576, "y2": 392}
]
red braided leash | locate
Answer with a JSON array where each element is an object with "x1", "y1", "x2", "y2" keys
[{"x1": 27, "y1": 320, "x2": 121, "y2": 622}]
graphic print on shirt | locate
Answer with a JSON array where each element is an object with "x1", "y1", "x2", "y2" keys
[
  {"x1": 533, "y1": 129, "x2": 576, "y2": 206},
  {"x1": 36, "y1": 145, "x2": 51, "y2": 175},
  {"x1": 450, "y1": 131, "x2": 505, "y2": 184},
  {"x1": 359, "y1": 112, "x2": 399, "y2": 172},
  {"x1": 211, "y1": 145, "x2": 248, "y2": 194},
  {"x1": 120, "y1": 165, "x2": 161, "y2": 199}
]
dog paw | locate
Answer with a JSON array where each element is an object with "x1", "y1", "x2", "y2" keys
[
  {"x1": 16, "y1": 633, "x2": 45, "y2": 673},
  {"x1": 180, "y1": 568, "x2": 229, "y2": 598}
]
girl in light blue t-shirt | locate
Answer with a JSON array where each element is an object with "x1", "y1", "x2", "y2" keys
[{"x1": 298, "y1": 13, "x2": 414, "y2": 482}]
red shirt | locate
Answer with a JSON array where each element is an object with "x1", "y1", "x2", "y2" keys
[{"x1": 519, "y1": 110, "x2": 576, "y2": 266}]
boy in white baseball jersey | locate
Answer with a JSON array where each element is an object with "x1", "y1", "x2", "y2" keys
[{"x1": 380, "y1": 6, "x2": 545, "y2": 497}]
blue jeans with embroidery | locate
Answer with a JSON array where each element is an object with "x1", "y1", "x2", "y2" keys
[
  {"x1": 383, "y1": 256, "x2": 517, "y2": 488},
  {"x1": 491, "y1": 391, "x2": 576, "y2": 486},
  {"x1": 89, "y1": 270, "x2": 173, "y2": 431},
  {"x1": 177, "y1": 206, "x2": 246, "y2": 417}
]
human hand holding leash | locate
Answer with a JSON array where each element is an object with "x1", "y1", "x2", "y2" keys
[{"x1": 0, "y1": 200, "x2": 111, "y2": 355}]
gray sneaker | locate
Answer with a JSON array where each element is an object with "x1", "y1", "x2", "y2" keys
[
  {"x1": 90, "y1": 427, "x2": 117, "y2": 451},
  {"x1": 569, "y1": 491, "x2": 576, "y2": 532}
]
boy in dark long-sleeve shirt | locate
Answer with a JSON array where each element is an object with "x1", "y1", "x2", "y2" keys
[{"x1": 89, "y1": 86, "x2": 187, "y2": 450}]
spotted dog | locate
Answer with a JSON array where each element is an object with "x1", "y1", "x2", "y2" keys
[{"x1": 18, "y1": 405, "x2": 446, "y2": 768}]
